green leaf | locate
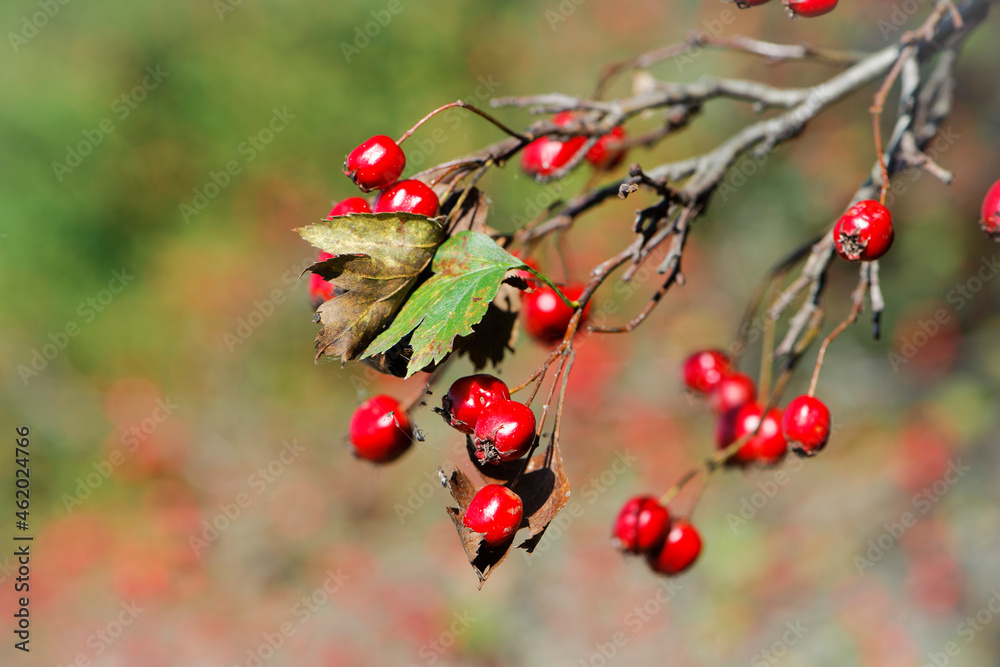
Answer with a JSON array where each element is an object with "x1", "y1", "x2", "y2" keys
[
  {"x1": 296, "y1": 212, "x2": 446, "y2": 363},
  {"x1": 362, "y1": 231, "x2": 525, "y2": 377}
]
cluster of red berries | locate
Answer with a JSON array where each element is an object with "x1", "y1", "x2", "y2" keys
[
  {"x1": 520, "y1": 111, "x2": 627, "y2": 179},
  {"x1": 737, "y1": 0, "x2": 839, "y2": 18},
  {"x1": 612, "y1": 497, "x2": 703, "y2": 576}
]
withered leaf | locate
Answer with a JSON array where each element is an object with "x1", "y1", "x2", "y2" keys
[
  {"x1": 439, "y1": 187, "x2": 494, "y2": 235},
  {"x1": 297, "y1": 213, "x2": 446, "y2": 363}
]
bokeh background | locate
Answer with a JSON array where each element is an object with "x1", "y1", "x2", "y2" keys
[{"x1": 3, "y1": 0, "x2": 1000, "y2": 665}]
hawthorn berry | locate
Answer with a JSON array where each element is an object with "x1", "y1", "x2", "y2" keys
[
  {"x1": 716, "y1": 402, "x2": 788, "y2": 466},
  {"x1": 785, "y1": 0, "x2": 838, "y2": 17},
  {"x1": 709, "y1": 372, "x2": 757, "y2": 415},
  {"x1": 585, "y1": 126, "x2": 627, "y2": 170},
  {"x1": 522, "y1": 284, "x2": 588, "y2": 345},
  {"x1": 328, "y1": 197, "x2": 371, "y2": 217},
  {"x1": 463, "y1": 484, "x2": 523, "y2": 547},
  {"x1": 646, "y1": 519, "x2": 702, "y2": 576},
  {"x1": 520, "y1": 111, "x2": 587, "y2": 178},
  {"x1": 442, "y1": 374, "x2": 511, "y2": 434},
  {"x1": 682, "y1": 350, "x2": 732, "y2": 394},
  {"x1": 373, "y1": 179, "x2": 440, "y2": 217},
  {"x1": 309, "y1": 250, "x2": 337, "y2": 308},
  {"x1": 980, "y1": 179, "x2": 1000, "y2": 240},
  {"x1": 781, "y1": 395, "x2": 831, "y2": 457},
  {"x1": 612, "y1": 496, "x2": 671, "y2": 554},
  {"x1": 833, "y1": 200, "x2": 894, "y2": 262},
  {"x1": 348, "y1": 395, "x2": 413, "y2": 464},
  {"x1": 343, "y1": 135, "x2": 406, "y2": 192},
  {"x1": 473, "y1": 400, "x2": 536, "y2": 464}
]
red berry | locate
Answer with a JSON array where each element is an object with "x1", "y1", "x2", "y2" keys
[
  {"x1": 373, "y1": 179, "x2": 440, "y2": 217},
  {"x1": 463, "y1": 484, "x2": 523, "y2": 547},
  {"x1": 521, "y1": 284, "x2": 588, "y2": 345},
  {"x1": 309, "y1": 250, "x2": 337, "y2": 308},
  {"x1": 716, "y1": 402, "x2": 788, "y2": 466},
  {"x1": 585, "y1": 126, "x2": 627, "y2": 170},
  {"x1": 348, "y1": 395, "x2": 413, "y2": 464},
  {"x1": 709, "y1": 372, "x2": 757, "y2": 414},
  {"x1": 833, "y1": 200, "x2": 894, "y2": 262},
  {"x1": 473, "y1": 400, "x2": 536, "y2": 464},
  {"x1": 980, "y1": 179, "x2": 1000, "y2": 240},
  {"x1": 442, "y1": 374, "x2": 511, "y2": 434},
  {"x1": 785, "y1": 0, "x2": 838, "y2": 17},
  {"x1": 781, "y1": 395, "x2": 831, "y2": 457},
  {"x1": 682, "y1": 350, "x2": 732, "y2": 394},
  {"x1": 646, "y1": 519, "x2": 702, "y2": 576},
  {"x1": 612, "y1": 496, "x2": 671, "y2": 554},
  {"x1": 328, "y1": 197, "x2": 371, "y2": 218},
  {"x1": 520, "y1": 111, "x2": 587, "y2": 178},
  {"x1": 343, "y1": 135, "x2": 406, "y2": 192}
]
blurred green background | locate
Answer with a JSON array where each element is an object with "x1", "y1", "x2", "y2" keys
[{"x1": 2, "y1": 0, "x2": 1000, "y2": 665}]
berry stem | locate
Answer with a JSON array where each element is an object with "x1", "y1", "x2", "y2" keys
[
  {"x1": 524, "y1": 268, "x2": 582, "y2": 309},
  {"x1": 397, "y1": 101, "x2": 529, "y2": 146},
  {"x1": 807, "y1": 267, "x2": 870, "y2": 396}
]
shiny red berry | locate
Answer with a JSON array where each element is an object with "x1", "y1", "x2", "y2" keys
[
  {"x1": 442, "y1": 374, "x2": 511, "y2": 434},
  {"x1": 785, "y1": 0, "x2": 838, "y2": 17},
  {"x1": 585, "y1": 126, "x2": 627, "y2": 170},
  {"x1": 682, "y1": 350, "x2": 732, "y2": 394},
  {"x1": 833, "y1": 200, "x2": 894, "y2": 262},
  {"x1": 520, "y1": 111, "x2": 587, "y2": 178},
  {"x1": 716, "y1": 402, "x2": 788, "y2": 466},
  {"x1": 473, "y1": 400, "x2": 536, "y2": 464},
  {"x1": 328, "y1": 197, "x2": 371, "y2": 218},
  {"x1": 521, "y1": 284, "x2": 588, "y2": 345},
  {"x1": 646, "y1": 519, "x2": 702, "y2": 576},
  {"x1": 709, "y1": 372, "x2": 757, "y2": 414},
  {"x1": 980, "y1": 179, "x2": 1000, "y2": 240},
  {"x1": 781, "y1": 395, "x2": 831, "y2": 457},
  {"x1": 612, "y1": 496, "x2": 671, "y2": 554},
  {"x1": 343, "y1": 135, "x2": 406, "y2": 192},
  {"x1": 348, "y1": 395, "x2": 413, "y2": 463},
  {"x1": 463, "y1": 484, "x2": 523, "y2": 547},
  {"x1": 373, "y1": 179, "x2": 440, "y2": 217},
  {"x1": 309, "y1": 250, "x2": 337, "y2": 308}
]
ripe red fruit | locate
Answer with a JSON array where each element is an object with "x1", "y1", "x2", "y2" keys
[
  {"x1": 520, "y1": 111, "x2": 587, "y2": 178},
  {"x1": 348, "y1": 395, "x2": 413, "y2": 463},
  {"x1": 646, "y1": 520, "x2": 702, "y2": 576},
  {"x1": 781, "y1": 395, "x2": 831, "y2": 457},
  {"x1": 585, "y1": 126, "x2": 627, "y2": 170},
  {"x1": 473, "y1": 400, "x2": 536, "y2": 464},
  {"x1": 980, "y1": 179, "x2": 1000, "y2": 240},
  {"x1": 309, "y1": 250, "x2": 337, "y2": 308},
  {"x1": 328, "y1": 197, "x2": 371, "y2": 218},
  {"x1": 833, "y1": 200, "x2": 894, "y2": 262},
  {"x1": 521, "y1": 284, "x2": 588, "y2": 345},
  {"x1": 373, "y1": 179, "x2": 440, "y2": 217},
  {"x1": 612, "y1": 496, "x2": 671, "y2": 554},
  {"x1": 716, "y1": 402, "x2": 788, "y2": 466},
  {"x1": 785, "y1": 0, "x2": 838, "y2": 17},
  {"x1": 463, "y1": 484, "x2": 523, "y2": 547},
  {"x1": 709, "y1": 372, "x2": 757, "y2": 414},
  {"x1": 682, "y1": 350, "x2": 732, "y2": 394},
  {"x1": 343, "y1": 135, "x2": 406, "y2": 192},
  {"x1": 442, "y1": 374, "x2": 511, "y2": 434}
]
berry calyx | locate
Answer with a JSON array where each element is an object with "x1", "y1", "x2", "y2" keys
[
  {"x1": 682, "y1": 350, "x2": 732, "y2": 394},
  {"x1": 348, "y1": 395, "x2": 413, "y2": 464},
  {"x1": 781, "y1": 395, "x2": 831, "y2": 457},
  {"x1": 328, "y1": 197, "x2": 371, "y2": 218},
  {"x1": 520, "y1": 111, "x2": 587, "y2": 178},
  {"x1": 646, "y1": 519, "x2": 702, "y2": 576},
  {"x1": 463, "y1": 484, "x2": 523, "y2": 547},
  {"x1": 521, "y1": 284, "x2": 588, "y2": 345},
  {"x1": 716, "y1": 402, "x2": 788, "y2": 466},
  {"x1": 442, "y1": 374, "x2": 511, "y2": 434},
  {"x1": 585, "y1": 126, "x2": 627, "y2": 170},
  {"x1": 612, "y1": 496, "x2": 671, "y2": 554},
  {"x1": 980, "y1": 179, "x2": 1000, "y2": 241},
  {"x1": 785, "y1": 0, "x2": 838, "y2": 17},
  {"x1": 309, "y1": 250, "x2": 337, "y2": 308},
  {"x1": 473, "y1": 400, "x2": 536, "y2": 464},
  {"x1": 709, "y1": 372, "x2": 757, "y2": 415},
  {"x1": 373, "y1": 179, "x2": 440, "y2": 217},
  {"x1": 832, "y1": 200, "x2": 894, "y2": 262},
  {"x1": 343, "y1": 135, "x2": 406, "y2": 192}
]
